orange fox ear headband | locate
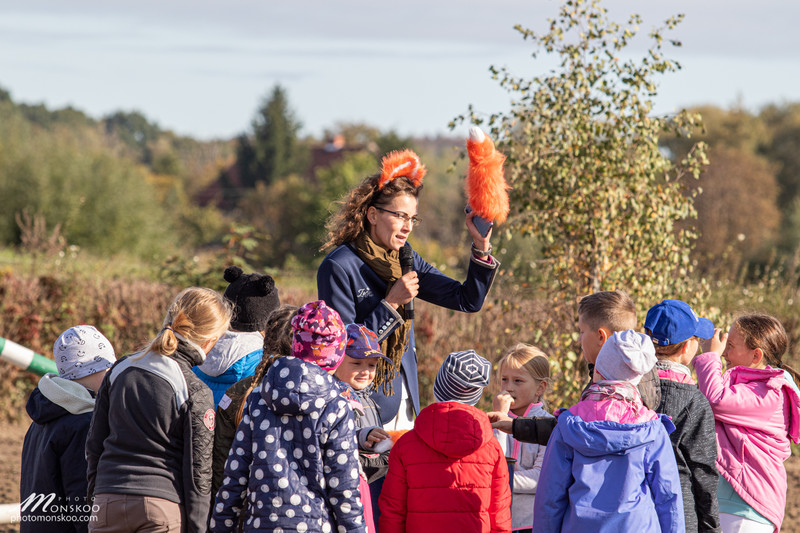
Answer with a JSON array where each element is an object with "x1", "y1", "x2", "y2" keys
[
  {"x1": 466, "y1": 126, "x2": 509, "y2": 224},
  {"x1": 378, "y1": 149, "x2": 426, "y2": 190}
]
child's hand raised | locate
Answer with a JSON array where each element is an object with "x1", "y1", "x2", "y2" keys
[
  {"x1": 699, "y1": 328, "x2": 728, "y2": 356},
  {"x1": 493, "y1": 391, "x2": 513, "y2": 413}
]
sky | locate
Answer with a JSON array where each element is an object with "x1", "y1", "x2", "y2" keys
[{"x1": 1, "y1": 1, "x2": 799, "y2": 141}]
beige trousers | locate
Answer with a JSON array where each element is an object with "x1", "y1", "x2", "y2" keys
[{"x1": 89, "y1": 494, "x2": 183, "y2": 533}]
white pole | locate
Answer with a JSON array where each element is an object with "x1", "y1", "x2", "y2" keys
[
  {"x1": 0, "y1": 503, "x2": 20, "y2": 524},
  {"x1": 0, "y1": 337, "x2": 58, "y2": 375},
  {"x1": 0, "y1": 338, "x2": 34, "y2": 369}
]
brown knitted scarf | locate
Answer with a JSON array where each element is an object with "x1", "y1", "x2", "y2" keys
[{"x1": 351, "y1": 231, "x2": 412, "y2": 395}]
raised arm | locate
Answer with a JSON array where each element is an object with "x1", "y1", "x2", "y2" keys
[
  {"x1": 694, "y1": 351, "x2": 780, "y2": 430},
  {"x1": 415, "y1": 250, "x2": 498, "y2": 313}
]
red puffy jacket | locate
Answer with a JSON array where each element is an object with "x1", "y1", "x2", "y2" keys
[{"x1": 378, "y1": 402, "x2": 512, "y2": 533}]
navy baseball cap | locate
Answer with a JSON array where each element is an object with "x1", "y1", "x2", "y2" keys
[
  {"x1": 644, "y1": 299, "x2": 715, "y2": 346},
  {"x1": 345, "y1": 324, "x2": 392, "y2": 363}
]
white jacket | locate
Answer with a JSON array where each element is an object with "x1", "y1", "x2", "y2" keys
[{"x1": 494, "y1": 402, "x2": 553, "y2": 530}]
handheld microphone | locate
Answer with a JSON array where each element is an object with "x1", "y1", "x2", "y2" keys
[{"x1": 399, "y1": 244, "x2": 415, "y2": 320}]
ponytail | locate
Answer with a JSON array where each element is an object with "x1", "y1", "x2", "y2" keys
[
  {"x1": 235, "y1": 353, "x2": 281, "y2": 427},
  {"x1": 779, "y1": 362, "x2": 800, "y2": 386},
  {"x1": 149, "y1": 288, "x2": 232, "y2": 357},
  {"x1": 234, "y1": 304, "x2": 299, "y2": 427}
]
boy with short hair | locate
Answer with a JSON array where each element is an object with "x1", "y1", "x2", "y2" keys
[
  {"x1": 494, "y1": 290, "x2": 660, "y2": 445},
  {"x1": 379, "y1": 350, "x2": 512, "y2": 533},
  {"x1": 645, "y1": 299, "x2": 721, "y2": 533},
  {"x1": 534, "y1": 330, "x2": 684, "y2": 532},
  {"x1": 20, "y1": 325, "x2": 116, "y2": 533}
]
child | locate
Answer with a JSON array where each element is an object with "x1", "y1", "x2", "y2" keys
[
  {"x1": 492, "y1": 344, "x2": 553, "y2": 533},
  {"x1": 86, "y1": 287, "x2": 232, "y2": 533},
  {"x1": 210, "y1": 300, "x2": 366, "y2": 533},
  {"x1": 533, "y1": 330, "x2": 684, "y2": 533},
  {"x1": 644, "y1": 299, "x2": 720, "y2": 533},
  {"x1": 20, "y1": 325, "x2": 116, "y2": 533},
  {"x1": 379, "y1": 350, "x2": 512, "y2": 533},
  {"x1": 694, "y1": 314, "x2": 800, "y2": 532},
  {"x1": 335, "y1": 323, "x2": 394, "y2": 533},
  {"x1": 194, "y1": 266, "x2": 280, "y2": 407},
  {"x1": 492, "y1": 290, "x2": 660, "y2": 445},
  {"x1": 211, "y1": 304, "x2": 298, "y2": 498}
]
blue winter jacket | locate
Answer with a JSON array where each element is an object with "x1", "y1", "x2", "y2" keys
[
  {"x1": 210, "y1": 356, "x2": 366, "y2": 533},
  {"x1": 533, "y1": 410, "x2": 685, "y2": 533},
  {"x1": 193, "y1": 330, "x2": 263, "y2": 407},
  {"x1": 317, "y1": 243, "x2": 498, "y2": 423}
]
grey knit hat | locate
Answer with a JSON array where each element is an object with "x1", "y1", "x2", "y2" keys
[
  {"x1": 53, "y1": 325, "x2": 116, "y2": 380},
  {"x1": 595, "y1": 329, "x2": 657, "y2": 386},
  {"x1": 433, "y1": 350, "x2": 491, "y2": 406},
  {"x1": 223, "y1": 266, "x2": 280, "y2": 332}
]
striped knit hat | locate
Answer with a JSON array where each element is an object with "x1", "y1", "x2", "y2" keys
[{"x1": 433, "y1": 350, "x2": 491, "y2": 406}]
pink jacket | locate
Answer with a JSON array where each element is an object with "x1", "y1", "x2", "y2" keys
[
  {"x1": 694, "y1": 351, "x2": 800, "y2": 531},
  {"x1": 567, "y1": 396, "x2": 659, "y2": 424}
]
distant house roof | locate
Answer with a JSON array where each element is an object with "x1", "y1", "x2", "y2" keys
[{"x1": 195, "y1": 136, "x2": 370, "y2": 209}]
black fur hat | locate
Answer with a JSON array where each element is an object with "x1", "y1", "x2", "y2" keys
[{"x1": 223, "y1": 266, "x2": 280, "y2": 332}]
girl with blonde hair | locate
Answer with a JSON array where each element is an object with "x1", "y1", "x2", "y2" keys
[
  {"x1": 86, "y1": 287, "x2": 232, "y2": 533},
  {"x1": 493, "y1": 343, "x2": 553, "y2": 533}
]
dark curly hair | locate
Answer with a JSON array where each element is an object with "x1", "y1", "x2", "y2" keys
[{"x1": 321, "y1": 174, "x2": 422, "y2": 251}]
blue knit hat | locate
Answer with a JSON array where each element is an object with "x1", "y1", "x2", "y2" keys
[{"x1": 433, "y1": 350, "x2": 491, "y2": 406}]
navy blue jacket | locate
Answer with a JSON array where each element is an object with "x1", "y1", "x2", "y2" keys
[
  {"x1": 210, "y1": 356, "x2": 366, "y2": 532},
  {"x1": 21, "y1": 379, "x2": 95, "y2": 533},
  {"x1": 317, "y1": 243, "x2": 498, "y2": 422}
]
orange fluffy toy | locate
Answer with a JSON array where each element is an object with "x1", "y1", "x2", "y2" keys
[
  {"x1": 466, "y1": 126, "x2": 509, "y2": 225},
  {"x1": 378, "y1": 149, "x2": 426, "y2": 190}
]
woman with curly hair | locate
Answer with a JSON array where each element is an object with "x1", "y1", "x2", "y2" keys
[{"x1": 317, "y1": 148, "x2": 499, "y2": 430}]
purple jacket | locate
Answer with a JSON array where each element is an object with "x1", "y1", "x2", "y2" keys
[
  {"x1": 533, "y1": 403, "x2": 684, "y2": 533},
  {"x1": 694, "y1": 352, "x2": 800, "y2": 531}
]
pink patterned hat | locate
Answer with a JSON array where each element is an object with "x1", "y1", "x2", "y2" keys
[{"x1": 290, "y1": 300, "x2": 347, "y2": 371}]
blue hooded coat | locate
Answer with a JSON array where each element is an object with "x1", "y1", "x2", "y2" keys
[
  {"x1": 533, "y1": 410, "x2": 685, "y2": 533},
  {"x1": 210, "y1": 356, "x2": 366, "y2": 533},
  {"x1": 193, "y1": 330, "x2": 263, "y2": 407}
]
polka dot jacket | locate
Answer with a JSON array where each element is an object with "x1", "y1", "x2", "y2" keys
[{"x1": 210, "y1": 356, "x2": 366, "y2": 533}]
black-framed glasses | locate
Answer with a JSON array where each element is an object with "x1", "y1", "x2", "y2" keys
[{"x1": 374, "y1": 206, "x2": 421, "y2": 227}]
